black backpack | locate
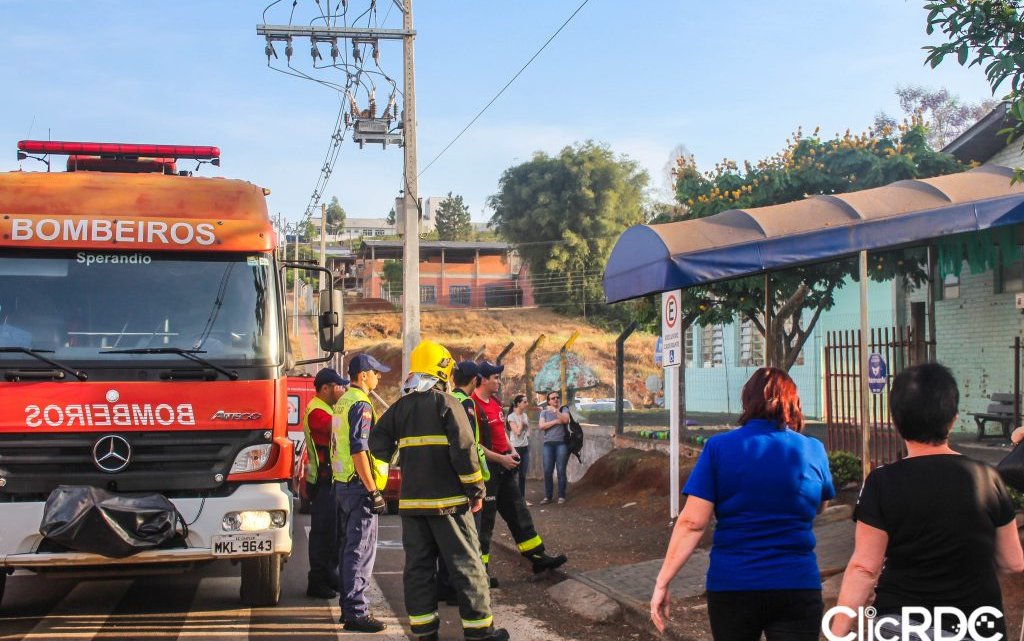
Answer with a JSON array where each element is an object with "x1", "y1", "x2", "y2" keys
[{"x1": 565, "y1": 409, "x2": 584, "y2": 463}]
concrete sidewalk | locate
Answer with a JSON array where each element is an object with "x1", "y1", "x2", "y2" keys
[{"x1": 493, "y1": 514, "x2": 855, "y2": 641}]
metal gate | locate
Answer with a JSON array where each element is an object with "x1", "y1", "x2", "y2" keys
[{"x1": 823, "y1": 327, "x2": 930, "y2": 469}]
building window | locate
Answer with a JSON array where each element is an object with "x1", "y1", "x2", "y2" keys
[
  {"x1": 375, "y1": 229, "x2": 386, "y2": 237},
  {"x1": 450, "y1": 285, "x2": 471, "y2": 306},
  {"x1": 700, "y1": 324, "x2": 724, "y2": 368},
  {"x1": 485, "y1": 283, "x2": 521, "y2": 307},
  {"x1": 420, "y1": 285, "x2": 436, "y2": 305},
  {"x1": 737, "y1": 320, "x2": 764, "y2": 367},
  {"x1": 287, "y1": 394, "x2": 300, "y2": 426},
  {"x1": 941, "y1": 273, "x2": 960, "y2": 300}
]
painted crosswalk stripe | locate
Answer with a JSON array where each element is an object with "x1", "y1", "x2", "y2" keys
[
  {"x1": 174, "y1": 577, "x2": 250, "y2": 641},
  {"x1": 18, "y1": 579, "x2": 132, "y2": 640}
]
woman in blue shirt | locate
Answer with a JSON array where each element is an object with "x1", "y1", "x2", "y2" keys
[{"x1": 650, "y1": 367, "x2": 835, "y2": 641}]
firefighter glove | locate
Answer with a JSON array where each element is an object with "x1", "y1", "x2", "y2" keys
[{"x1": 369, "y1": 490, "x2": 387, "y2": 515}]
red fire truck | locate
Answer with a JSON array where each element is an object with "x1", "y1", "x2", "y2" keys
[{"x1": 0, "y1": 141, "x2": 343, "y2": 606}]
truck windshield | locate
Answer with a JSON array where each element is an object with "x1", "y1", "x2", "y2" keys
[{"x1": 0, "y1": 250, "x2": 279, "y2": 368}]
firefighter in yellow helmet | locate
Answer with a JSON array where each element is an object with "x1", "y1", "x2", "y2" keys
[{"x1": 369, "y1": 340, "x2": 509, "y2": 641}]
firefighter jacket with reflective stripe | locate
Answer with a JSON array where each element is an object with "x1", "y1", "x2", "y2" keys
[
  {"x1": 302, "y1": 396, "x2": 334, "y2": 484},
  {"x1": 330, "y1": 386, "x2": 388, "y2": 489},
  {"x1": 369, "y1": 389, "x2": 485, "y2": 516}
]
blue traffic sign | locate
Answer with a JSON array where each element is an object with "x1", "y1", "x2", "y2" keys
[{"x1": 867, "y1": 353, "x2": 887, "y2": 394}]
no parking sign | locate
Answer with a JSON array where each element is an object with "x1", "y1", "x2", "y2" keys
[{"x1": 661, "y1": 290, "x2": 682, "y2": 368}]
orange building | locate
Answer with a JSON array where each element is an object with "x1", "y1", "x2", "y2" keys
[{"x1": 355, "y1": 240, "x2": 533, "y2": 308}]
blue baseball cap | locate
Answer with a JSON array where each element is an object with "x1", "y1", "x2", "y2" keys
[
  {"x1": 454, "y1": 361, "x2": 480, "y2": 379},
  {"x1": 478, "y1": 361, "x2": 504, "y2": 378},
  {"x1": 348, "y1": 353, "x2": 391, "y2": 379},
  {"x1": 313, "y1": 368, "x2": 349, "y2": 389}
]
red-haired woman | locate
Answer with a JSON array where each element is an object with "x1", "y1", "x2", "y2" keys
[{"x1": 650, "y1": 367, "x2": 835, "y2": 641}]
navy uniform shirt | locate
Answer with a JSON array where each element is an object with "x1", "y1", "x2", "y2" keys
[{"x1": 347, "y1": 400, "x2": 373, "y2": 454}]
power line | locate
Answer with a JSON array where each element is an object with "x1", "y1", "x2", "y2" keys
[{"x1": 417, "y1": 0, "x2": 592, "y2": 178}]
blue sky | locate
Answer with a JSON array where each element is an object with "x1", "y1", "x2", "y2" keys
[{"x1": 0, "y1": 1, "x2": 999, "y2": 225}]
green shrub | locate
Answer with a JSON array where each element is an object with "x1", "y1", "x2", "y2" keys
[{"x1": 828, "y1": 451, "x2": 862, "y2": 488}]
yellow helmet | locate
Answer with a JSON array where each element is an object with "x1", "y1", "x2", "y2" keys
[{"x1": 409, "y1": 339, "x2": 454, "y2": 383}]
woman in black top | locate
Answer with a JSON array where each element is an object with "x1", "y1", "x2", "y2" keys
[{"x1": 831, "y1": 364, "x2": 1023, "y2": 640}]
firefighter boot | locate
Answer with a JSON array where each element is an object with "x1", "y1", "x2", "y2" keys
[
  {"x1": 526, "y1": 551, "x2": 567, "y2": 574},
  {"x1": 467, "y1": 628, "x2": 510, "y2": 641}
]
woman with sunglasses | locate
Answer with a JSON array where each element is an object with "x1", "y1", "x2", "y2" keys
[{"x1": 538, "y1": 391, "x2": 571, "y2": 505}]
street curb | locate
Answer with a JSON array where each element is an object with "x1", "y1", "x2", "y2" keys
[
  {"x1": 490, "y1": 536, "x2": 696, "y2": 640},
  {"x1": 568, "y1": 571, "x2": 698, "y2": 641}
]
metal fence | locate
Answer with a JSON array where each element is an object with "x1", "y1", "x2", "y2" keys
[{"x1": 823, "y1": 326, "x2": 932, "y2": 468}]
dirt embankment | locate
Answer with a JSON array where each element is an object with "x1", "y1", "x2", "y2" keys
[{"x1": 342, "y1": 307, "x2": 661, "y2": 405}]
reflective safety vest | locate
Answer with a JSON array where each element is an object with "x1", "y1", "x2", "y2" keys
[
  {"x1": 331, "y1": 386, "x2": 388, "y2": 490},
  {"x1": 452, "y1": 389, "x2": 489, "y2": 482},
  {"x1": 302, "y1": 395, "x2": 334, "y2": 484}
]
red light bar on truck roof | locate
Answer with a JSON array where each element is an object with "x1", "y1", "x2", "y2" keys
[{"x1": 17, "y1": 140, "x2": 220, "y2": 162}]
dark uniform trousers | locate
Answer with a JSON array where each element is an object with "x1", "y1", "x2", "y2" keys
[
  {"x1": 306, "y1": 479, "x2": 338, "y2": 590},
  {"x1": 478, "y1": 464, "x2": 544, "y2": 564},
  {"x1": 336, "y1": 483, "x2": 378, "y2": 621},
  {"x1": 403, "y1": 509, "x2": 493, "y2": 639}
]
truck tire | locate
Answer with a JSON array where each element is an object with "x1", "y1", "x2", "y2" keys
[
  {"x1": 239, "y1": 554, "x2": 281, "y2": 607},
  {"x1": 0, "y1": 571, "x2": 6, "y2": 608}
]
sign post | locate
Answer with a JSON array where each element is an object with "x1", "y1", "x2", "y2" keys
[{"x1": 662, "y1": 290, "x2": 682, "y2": 518}]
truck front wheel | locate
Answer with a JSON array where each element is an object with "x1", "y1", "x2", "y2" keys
[{"x1": 239, "y1": 554, "x2": 281, "y2": 607}]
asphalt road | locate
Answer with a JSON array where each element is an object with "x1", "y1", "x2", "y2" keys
[
  {"x1": 0, "y1": 513, "x2": 570, "y2": 641},
  {"x1": 0, "y1": 513, "x2": 411, "y2": 641}
]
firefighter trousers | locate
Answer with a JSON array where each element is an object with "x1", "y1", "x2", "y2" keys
[
  {"x1": 402, "y1": 510, "x2": 496, "y2": 639},
  {"x1": 478, "y1": 464, "x2": 544, "y2": 565}
]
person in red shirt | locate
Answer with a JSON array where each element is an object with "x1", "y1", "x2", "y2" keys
[
  {"x1": 303, "y1": 367, "x2": 348, "y2": 599},
  {"x1": 472, "y1": 361, "x2": 567, "y2": 579}
]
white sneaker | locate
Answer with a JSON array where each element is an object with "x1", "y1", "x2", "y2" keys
[
  {"x1": 557, "y1": 498, "x2": 566, "y2": 505},
  {"x1": 525, "y1": 500, "x2": 534, "y2": 507},
  {"x1": 539, "y1": 498, "x2": 551, "y2": 505}
]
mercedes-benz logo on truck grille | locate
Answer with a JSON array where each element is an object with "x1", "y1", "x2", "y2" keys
[{"x1": 93, "y1": 435, "x2": 131, "y2": 473}]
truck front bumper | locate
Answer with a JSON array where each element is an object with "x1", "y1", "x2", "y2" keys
[{"x1": 0, "y1": 482, "x2": 293, "y2": 570}]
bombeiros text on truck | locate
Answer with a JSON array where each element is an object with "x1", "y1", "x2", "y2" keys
[{"x1": 0, "y1": 140, "x2": 345, "y2": 607}]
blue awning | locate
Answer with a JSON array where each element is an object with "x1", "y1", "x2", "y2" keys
[{"x1": 603, "y1": 165, "x2": 1024, "y2": 302}]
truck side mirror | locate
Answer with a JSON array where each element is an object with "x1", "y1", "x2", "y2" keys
[{"x1": 318, "y1": 289, "x2": 344, "y2": 354}]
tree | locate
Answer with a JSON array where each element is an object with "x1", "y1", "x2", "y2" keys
[
  {"x1": 672, "y1": 120, "x2": 967, "y2": 370},
  {"x1": 381, "y1": 259, "x2": 403, "y2": 297},
  {"x1": 875, "y1": 85, "x2": 997, "y2": 149},
  {"x1": 660, "y1": 144, "x2": 693, "y2": 200},
  {"x1": 325, "y1": 196, "x2": 346, "y2": 238},
  {"x1": 386, "y1": 207, "x2": 396, "y2": 226},
  {"x1": 434, "y1": 192, "x2": 473, "y2": 241},
  {"x1": 489, "y1": 141, "x2": 649, "y2": 315},
  {"x1": 923, "y1": 1, "x2": 1024, "y2": 162}
]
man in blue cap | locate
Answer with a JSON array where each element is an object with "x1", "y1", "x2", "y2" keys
[
  {"x1": 331, "y1": 353, "x2": 391, "y2": 632},
  {"x1": 304, "y1": 367, "x2": 349, "y2": 599}
]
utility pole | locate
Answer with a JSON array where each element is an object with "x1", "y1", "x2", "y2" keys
[
  {"x1": 400, "y1": 0, "x2": 420, "y2": 376},
  {"x1": 320, "y1": 204, "x2": 328, "y2": 361},
  {"x1": 319, "y1": 203, "x2": 328, "y2": 292},
  {"x1": 293, "y1": 222, "x2": 300, "y2": 334},
  {"x1": 256, "y1": 11, "x2": 418, "y2": 367}
]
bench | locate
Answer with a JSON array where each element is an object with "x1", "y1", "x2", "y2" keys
[{"x1": 971, "y1": 392, "x2": 1017, "y2": 441}]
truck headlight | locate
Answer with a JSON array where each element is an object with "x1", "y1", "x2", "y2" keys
[
  {"x1": 230, "y1": 444, "x2": 273, "y2": 474},
  {"x1": 222, "y1": 510, "x2": 287, "y2": 531}
]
